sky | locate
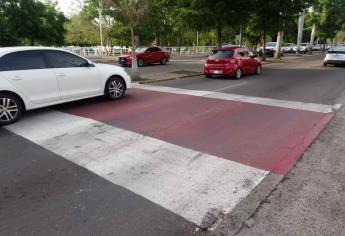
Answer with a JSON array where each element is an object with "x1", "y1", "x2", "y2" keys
[{"x1": 56, "y1": 0, "x2": 84, "y2": 16}]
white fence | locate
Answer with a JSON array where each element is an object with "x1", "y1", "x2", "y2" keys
[{"x1": 62, "y1": 46, "x2": 217, "y2": 57}]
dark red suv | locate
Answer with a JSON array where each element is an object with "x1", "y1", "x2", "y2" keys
[
  {"x1": 204, "y1": 47, "x2": 261, "y2": 79},
  {"x1": 118, "y1": 46, "x2": 170, "y2": 67}
]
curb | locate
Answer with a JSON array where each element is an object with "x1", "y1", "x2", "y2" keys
[{"x1": 139, "y1": 73, "x2": 204, "y2": 84}]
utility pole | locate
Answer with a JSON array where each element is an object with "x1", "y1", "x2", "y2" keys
[
  {"x1": 296, "y1": 11, "x2": 305, "y2": 54},
  {"x1": 239, "y1": 25, "x2": 242, "y2": 47},
  {"x1": 98, "y1": 0, "x2": 103, "y2": 47}
]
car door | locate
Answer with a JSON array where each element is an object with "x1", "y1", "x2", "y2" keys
[
  {"x1": 44, "y1": 50, "x2": 102, "y2": 100},
  {"x1": 247, "y1": 50, "x2": 258, "y2": 73},
  {"x1": 144, "y1": 47, "x2": 156, "y2": 63},
  {"x1": 1, "y1": 50, "x2": 61, "y2": 104},
  {"x1": 236, "y1": 49, "x2": 249, "y2": 74},
  {"x1": 152, "y1": 47, "x2": 163, "y2": 63}
]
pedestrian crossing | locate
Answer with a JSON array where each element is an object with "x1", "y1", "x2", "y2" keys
[{"x1": 6, "y1": 85, "x2": 335, "y2": 226}]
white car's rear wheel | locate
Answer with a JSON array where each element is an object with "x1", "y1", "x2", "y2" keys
[
  {"x1": 105, "y1": 77, "x2": 126, "y2": 100},
  {"x1": 0, "y1": 93, "x2": 23, "y2": 126}
]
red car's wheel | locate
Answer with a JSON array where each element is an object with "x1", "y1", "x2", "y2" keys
[
  {"x1": 255, "y1": 65, "x2": 262, "y2": 75},
  {"x1": 137, "y1": 59, "x2": 144, "y2": 67},
  {"x1": 160, "y1": 57, "x2": 167, "y2": 65},
  {"x1": 234, "y1": 68, "x2": 242, "y2": 79}
]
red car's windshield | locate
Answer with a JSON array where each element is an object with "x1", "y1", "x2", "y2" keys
[
  {"x1": 135, "y1": 48, "x2": 148, "y2": 53},
  {"x1": 210, "y1": 50, "x2": 234, "y2": 59}
]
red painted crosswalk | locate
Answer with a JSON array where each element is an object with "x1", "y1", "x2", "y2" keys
[{"x1": 61, "y1": 88, "x2": 332, "y2": 175}]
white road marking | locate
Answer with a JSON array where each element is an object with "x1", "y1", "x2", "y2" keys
[
  {"x1": 7, "y1": 110, "x2": 268, "y2": 225},
  {"x1": 133, "y1": 84, "x2": 335, "y2": 113},
  {"x1": 211, "y1": 82, "x2": 248, "y2": 92},
  {"x1": 170, "y1": 59, "x2": 205, "y2": 63}
]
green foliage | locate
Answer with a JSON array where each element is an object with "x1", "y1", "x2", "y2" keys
[
  {"x1": 64, "y1": 13, "x2": 99, "y2": 46},
  {"x1": 1, "y1": 0, "x2": 344, "y2": 47},
  {"x1": 0, "y1": 0, "x2": 67, "y2": 46},
  {"x1": 318, "y1": 0, "x2": 345, "y2": 41}
]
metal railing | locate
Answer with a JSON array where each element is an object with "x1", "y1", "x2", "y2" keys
[{"x1": 62, "y1": 46, "x2": 218, "y2": 57}]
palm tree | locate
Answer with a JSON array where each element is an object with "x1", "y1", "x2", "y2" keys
[{"x1": 107, "y1": 0, "x2": 151, "y2": 81}]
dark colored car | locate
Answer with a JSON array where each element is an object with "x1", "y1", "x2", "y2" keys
[
  {"x1": 204, "y1": 47, "x2": 262, "y2": 79},
  {"x1": 118, "y1": 46, "x2": 170, "y2": 67}
]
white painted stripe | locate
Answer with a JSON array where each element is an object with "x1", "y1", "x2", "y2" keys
[
  {"x1": 212, "y1": 82, "x2": 248, "y2": 92},
  {"x1": 133, "y1": 84, "x2": 334, "y2": 113},
  {"x1": 7, "y1": 110, "x2": 268, "y2": 225},
  {"x1": 170, "y1": 60, "x2": 205, "y2": 62}
]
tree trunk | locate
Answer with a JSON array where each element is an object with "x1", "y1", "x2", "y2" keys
[
  {"x1": 309, "y1": 23, "x2": 316, "y2": 54},
  {"x1": 274, "y1": 31, "x2": 284, "y2": 59},
  {"x1": 262, "y1": 30, "x2": 267, "y2": 61},
  {"x1": 130, "y1": 27, "x2": 140, "y2": 81},
  {"x1": 296, "y1": 12, "x2": 305, "y2": 54}
]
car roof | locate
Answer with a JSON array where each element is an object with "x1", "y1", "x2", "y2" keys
[
  {"x1": 214, "y1": 46, "x2": 240, "y2": 51},
  {"x1": 0, "y1": 46, "x2": 70, "y2": 57}
]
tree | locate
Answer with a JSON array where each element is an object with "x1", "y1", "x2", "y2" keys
[
  {"x1": 176, "y1": 0, "x2": 253, "y2": 48},
  {"x1": 65, "y1": 13, "x2": 100, "y2": 46},
  {"x1": 0, "y1": 0, "x2": 66, "y2": 46},
  {"x1": 106, "y1": 0, "x2": 152, "y2": 81},
  {"x1": 317, "y1": 0, "x2": 345, "y2": 44}
]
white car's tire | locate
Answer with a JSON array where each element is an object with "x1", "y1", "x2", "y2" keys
[
  {"x1": 0, "y1": 93, "x2": 24, "y2": 126},
  {"x1": 105, "y1": 77, "x2": 126, "y2": 100}
]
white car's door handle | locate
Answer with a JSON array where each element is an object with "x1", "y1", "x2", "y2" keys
[{"x1": 57, "y1": 73, "x2": 66, "y2": 77}]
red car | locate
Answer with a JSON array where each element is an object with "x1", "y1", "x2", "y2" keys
[
  {"x1": 204, "y1": 47, "x2": 261, "y2": 79},
  {"x1": 118, "y1": 46, "x2": 170, "y2": 67}
]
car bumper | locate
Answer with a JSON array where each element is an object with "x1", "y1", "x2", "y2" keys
[
  {"x1": 204, "y1": 66, "x2": 236, "y2": 76},
  {"x1": 324, "y1": 60, "x2": 345, "y2": 65},
  {"x1": 118, "y1": 57, "x2": 132, "y2": 66}
]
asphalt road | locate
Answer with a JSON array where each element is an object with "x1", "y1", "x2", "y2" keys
[
  {"x1": 153, "y1": 54, "x2": 345, "y2": 105},
  {"x1": 120, "y1": 54, "x2": 206, "y2": 75},
  {"x1": 1, "y1": 53, "x2": 344, "y2": 236}
]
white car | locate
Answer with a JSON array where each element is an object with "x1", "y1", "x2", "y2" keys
[
  {"x1": 293, "y1": 43, "x2": 309, "y2": 53},
  {"x1": 0, "y1": 47, "x2": 131, "y2": 125},
  {"x1": 282, "y1": 43, "x2": 295, "y2": 53},
  {"x1": 324, "y1": 46, "x2": 345, "y2": 66}
]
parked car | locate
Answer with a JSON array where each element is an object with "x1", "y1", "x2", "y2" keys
[
  {"x1": 204, "y1": 47, "x2": 262, "y2": 79},
  {"x1": 0, "y1": 47, "x2": 131, "y2": 126},
  {"x1": 257, "y1": 42, "x2": 276, "y2": 57},
  {"x1": 257, "y1": 42, "x2": 284, "y2": 57},
  {"x1": 282, "y1": 43, "x2": 295, "y2": 53},
  {"x1": 292, "y1": 43, "x2": 309, "y2": 53},
  {"x1": 118, "y1": 46, "x2": 170, "y2": 67},
  {"x1": 312, "y1": 44, "x2": 322, "y2": 51},
  {"x1": 323, "y1": 46, "x2": 345, "y2": 66}
]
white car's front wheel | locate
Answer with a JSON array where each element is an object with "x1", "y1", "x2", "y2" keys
[
  {"x1": 0, "y1": 93, "x2": 23, "y2": 126},
  {"x1": 105, "y1": 77, "x2": 126, "y2": 100}
]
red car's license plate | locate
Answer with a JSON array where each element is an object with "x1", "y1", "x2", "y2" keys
[{"x1": 211, "y1": 70, "x2": 223, "y2": 74}]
